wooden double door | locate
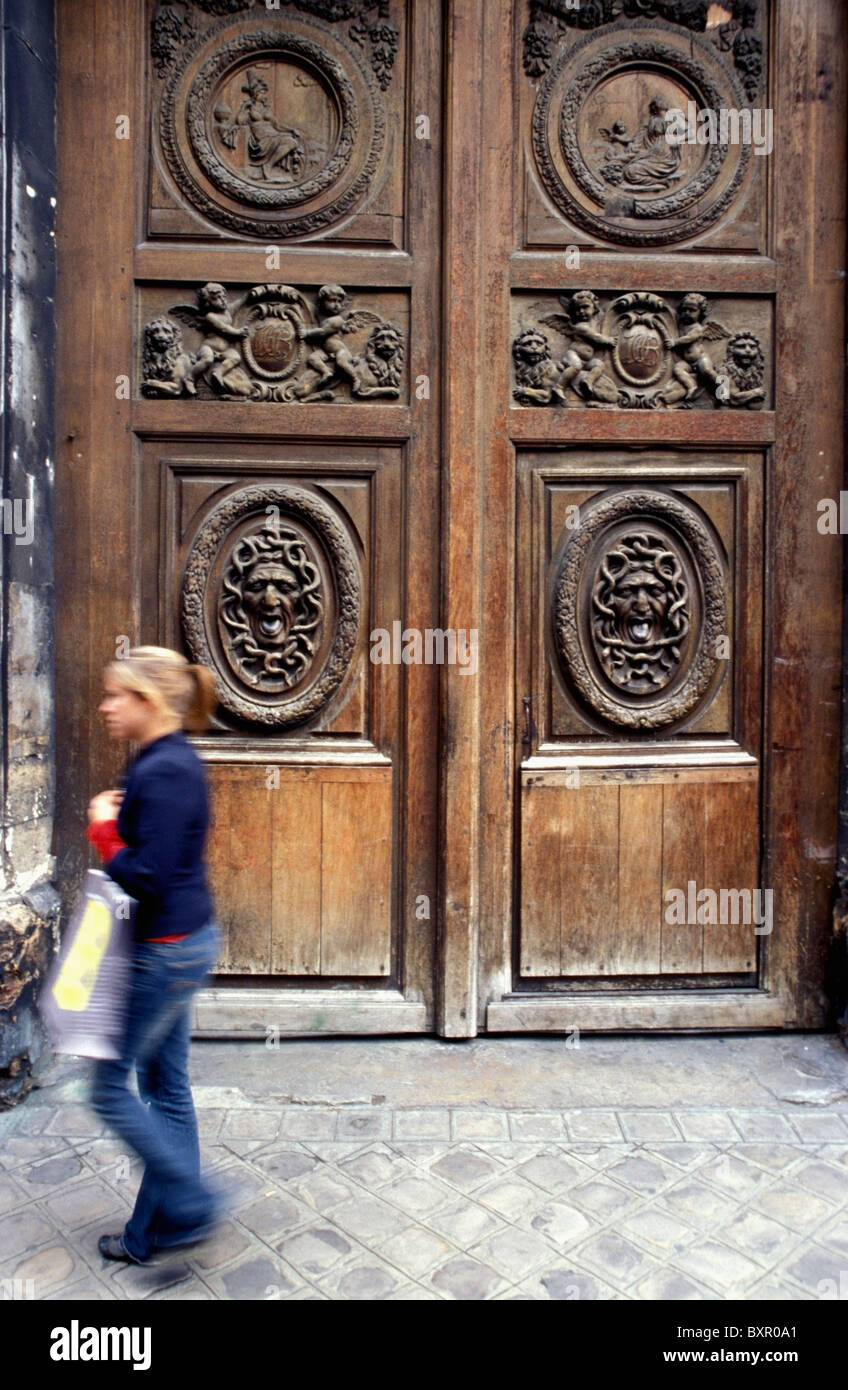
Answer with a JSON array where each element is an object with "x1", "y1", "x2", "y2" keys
[{"x1": 56, "y1": 0, "x2": 846, "y2": 1035}]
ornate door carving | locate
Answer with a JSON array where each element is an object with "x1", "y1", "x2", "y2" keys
[{"x1": 56, "y1": 1, "x2": 845, "y2": 1035}]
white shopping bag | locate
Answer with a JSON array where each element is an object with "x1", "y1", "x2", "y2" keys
[{"x1": 39, "y1": 869, "x2": 136, "y2": 1060}]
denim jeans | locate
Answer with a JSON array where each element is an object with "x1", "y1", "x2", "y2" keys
[{"x1": 90, "y1": 920, "x2": 221, "y2": 1260}]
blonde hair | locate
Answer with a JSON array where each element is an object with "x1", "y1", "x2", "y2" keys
[{"x1": 106, "y1": 646, "x2": 218, "y2": 733}]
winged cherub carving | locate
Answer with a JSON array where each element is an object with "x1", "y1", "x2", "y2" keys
[
  {"x1": 167, "y1": 282, "x2": 254, "y2": 396},
  {"x1": 659, "y1": 293, "x2": 730, "y2": 405},
  {"x1": 293, "y1": 284, "x2": 400, "y2": 400},
  {"x1": 539, "y1": 290, "x2": 619, "y2": 405}
]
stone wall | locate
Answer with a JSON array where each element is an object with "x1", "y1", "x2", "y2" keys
[{"x1": 0, "y1": 0, "x2": 59, "y2": 1106}]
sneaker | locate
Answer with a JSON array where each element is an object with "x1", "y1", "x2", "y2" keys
[{"x1": 98, "y1": 1232, "x2": 148, "y2": 1265}]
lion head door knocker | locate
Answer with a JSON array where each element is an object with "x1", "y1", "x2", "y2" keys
[
  {"x1": 181, "y1": 483, "x2": 361, "y2": 728},
  {"x1": 552, "y1": 489, "x2": 727, "y2": 731}
]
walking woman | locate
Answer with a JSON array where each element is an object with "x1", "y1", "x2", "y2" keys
[{"x1": 86, "y1": 646, "x2": 222, "y2": 1264}]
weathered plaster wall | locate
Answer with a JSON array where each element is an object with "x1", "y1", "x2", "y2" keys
[{"x1": 0, "y1": 0, "x2": 60, "y2": 1106}]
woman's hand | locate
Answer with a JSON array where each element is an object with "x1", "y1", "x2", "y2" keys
[{"x1": 87, "y1": 789, "x2": 124, "y2": 824}]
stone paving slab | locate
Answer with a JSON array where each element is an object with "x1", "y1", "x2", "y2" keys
[{"x1": 0, "y1": 1035, "x2": 846, "y2": 1300}]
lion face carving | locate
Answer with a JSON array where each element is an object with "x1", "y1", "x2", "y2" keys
[
  {"x1": 512, "y1": 328, "x2": 550, "y2": 372},
  {"x1": 142, "y1": 317, "x2": 184, "y2": 378},
  {"x1": 591, "y1": 532, "x2": 690, "y2": 694}
]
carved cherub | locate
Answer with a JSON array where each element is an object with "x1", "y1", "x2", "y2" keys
[
  {"x1": 141, "y1": 317, "x2": 196, "y2": 398},
  {"x1": 292, "y1": 284, "x2": 389, "y2": 400},
  {"x1": 540, "y1": 290, "x2": 619, "y2": 405},
  {"x1": 659, "y1": 293, "x2": 729, "y2": 405},
  {"x1": 598, "y1": 119, "x2": 630, "y2": 145},
  {"x1": 168, "y1": 282, "x2": 252, "y2": 395}
]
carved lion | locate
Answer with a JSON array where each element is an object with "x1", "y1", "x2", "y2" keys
[
  {"x1": 141, "y1": 317, "x2": 195, "y2": 397},
  {"x1": 723, "y1": 331, "x2": 765, "y2": 405},
  {"x1": 360, "y1": 321, "x2": 405, "y2": 393}
]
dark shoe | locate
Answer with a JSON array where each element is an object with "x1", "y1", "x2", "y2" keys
[{"x1": 98, "y1": 1232, "x2": 147, "y2": 1265}]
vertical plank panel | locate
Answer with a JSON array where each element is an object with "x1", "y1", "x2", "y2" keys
[
  {"x1": 226, "y1": 774, "x2": 273, "y2": 973},
  {"x1": 613, "y1": 784, "x2": 663, "y2": 975},
  {"x1": 661, "y1": 784, "x2": 705, "y2": 973},
  {"x1": 703, "y1": 781, "x2": 760, "y2": 973},
  {"x1": 560, "y1": 786, "x2": 619, "y2": 976},
  {"x1": 321, "y1": 781, "x2": 391, "y2": 976},
  {"x1": 271, "y1": 775, "x2": 322, "y2": 975},
  {"x1": 519, "y1": 785, "x2": 562, "y2": 976}
]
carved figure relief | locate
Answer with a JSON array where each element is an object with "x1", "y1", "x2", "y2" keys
[
  {"x1": 526, "y1": 7, "x2": 764, "y2": 246},
  {"x1": 551, "y1": 488, "x2": 727, "y2": 731},
  {"x1": 182, "y1": 483, "x2": 361, "y2": 727},
  {"x1": 152, "y1": 4, "x2": 392, "y2": 239},
  {"x1": 141, "y1": 317, "x2": 198, "y2": 397},
  {"x1": 597, "y1": 95, "x2": 683, "y2": 192},
  {"x1": 512, "y1": 290, "x2": 768, "y2": 409},
  {"x1": 141, "y1": 282, "x2": 405, "y2": 402},
  {"x1": 215, "y1": 67, "x2": 307, "y2": 181}
]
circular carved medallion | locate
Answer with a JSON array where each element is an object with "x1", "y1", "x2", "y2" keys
[
  {"x1": 551, "y1": 489, "x2": 727, "y2": 730},
  {"x1": 182, "y1": 483, "x2": 361, "y2": 727},
  {"x1": 158, "y1": 15, "x2": 386, "y2": 239},
  {"x1": 532, "y1": 26, "x2": 752, "y2": 246}
]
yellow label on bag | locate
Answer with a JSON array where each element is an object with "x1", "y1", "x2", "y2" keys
[{"x1": 52, "y1": 898, "x2": 112, "y2": 1012}]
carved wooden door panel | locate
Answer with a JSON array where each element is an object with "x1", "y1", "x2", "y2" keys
[
  {"x1": 56, "y1": 0, "x2": 441, "y2": 1033},
  {"x1": 56, "y1": 0, "x2": 845, "y2": 1037},
  {"x1": 446, "y1": 0, "x2": 845, "y2": 1034}
]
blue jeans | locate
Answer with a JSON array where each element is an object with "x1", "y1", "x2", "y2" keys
[{"x1": 90, "y1": 920, "x2": 221, "y2": 1260}]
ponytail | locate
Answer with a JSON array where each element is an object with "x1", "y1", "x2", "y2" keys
[{"x1": 183, "y1": 664, "x2": 219, "y2": 733}]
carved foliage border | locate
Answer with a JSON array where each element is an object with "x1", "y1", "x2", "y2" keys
[
  {"x1": 552, "y1": 489, "x2": 727, "y2": 730},
  {"x1": 182, "y1": 483, "x2": 362, "y2": 727},
  {"x1": 158, "y1": 16, "x2": 386, "y2": 240}
]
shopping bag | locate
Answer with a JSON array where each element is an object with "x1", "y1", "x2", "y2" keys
[{"x1": 39, "y1": 869, "x2": 136, "y2": 1060}]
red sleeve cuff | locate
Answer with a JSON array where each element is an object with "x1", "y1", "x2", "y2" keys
[{"x1": 86, "y1": 818, "x2": 127, "y2": 863}]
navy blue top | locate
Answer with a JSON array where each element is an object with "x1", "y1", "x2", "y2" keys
[{"x1": 105, "y1": 730, "x2": 214, "y2": 942}]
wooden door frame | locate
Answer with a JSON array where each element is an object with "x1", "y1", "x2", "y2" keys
[{"x1": 439, "y1": 0, "x2": 847, "y2": 1034}]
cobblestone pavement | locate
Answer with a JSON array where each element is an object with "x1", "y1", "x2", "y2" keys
[{"x1": 1, "y1": 1035, "x2": 847, "y2": 1301}]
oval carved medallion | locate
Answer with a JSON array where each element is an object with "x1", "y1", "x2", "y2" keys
[
  {"x1": 551, "y1": 489, "x2": 727, "y2": 730},
  {"x1": 181, "y1": 483, "x2": 361, "y2": 727}
]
